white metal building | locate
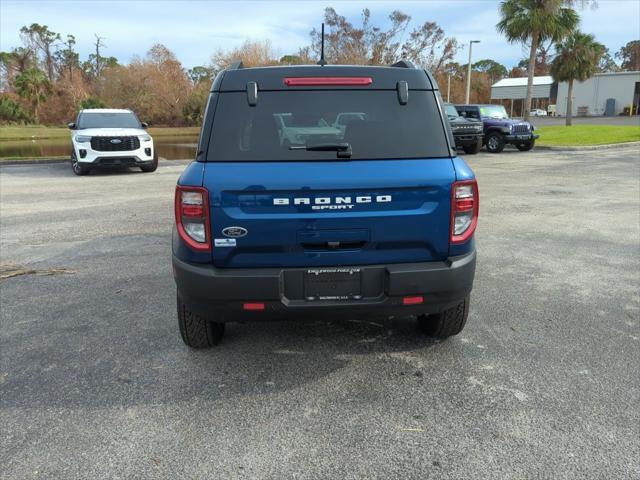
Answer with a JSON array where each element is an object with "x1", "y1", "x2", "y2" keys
[
  {"x1": 556, "y1": 71, "x2": 640, "y2": 116},
  {"x1": 490, "y1": 76, "x2": 554, "y2": 116},
  {"x1": 491, "y1": 76, "x2": 554, "y2": 100}
]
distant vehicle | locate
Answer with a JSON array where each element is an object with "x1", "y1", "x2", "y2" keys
[
  {"x1": 444, "y1": 103, "x2": 484, "y2": 154},
  {"x1": 273, "y1": 113, "x2": 341, "y2": 145},
  {"x1": 67, "y1": 108, "x2": 157, "y2": 176},
  {"x1": 172, "y1": 61, "x2": 478, "y2": 348},
  {"x1": 547, "y1": 104, "x2": 557, "y2": 117},
  {"x1": 333, "y1": 112, "x2": 367, "y2": 132},
  {"x1": 530, "y1": 109, "x2": 547, "y2": 117},
  {"x1": 455, "y1": 104, "x2": 539, "y2": 153}
]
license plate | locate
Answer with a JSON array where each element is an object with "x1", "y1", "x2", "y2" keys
[
  {"x1": 304, "y1": 268, "x2": 361, "y2": 301},
  {"x1": 517, "y1": 134, "x2": 530, "y2": 140}
]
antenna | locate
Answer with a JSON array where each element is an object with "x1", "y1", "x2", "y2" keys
[{"x1": 317, "y1": 23, "x2": 327, "y2": 66}]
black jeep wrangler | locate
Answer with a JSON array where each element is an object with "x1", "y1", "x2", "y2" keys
[{"x1": 444, "y1": 103, "x2": 484, "y2": 154}]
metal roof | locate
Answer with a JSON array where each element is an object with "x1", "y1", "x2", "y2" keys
[{"x1": 491, "y1": 76, "x2": 554, "y2": 88}]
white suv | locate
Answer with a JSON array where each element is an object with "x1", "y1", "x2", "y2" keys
[{"x1": 68, "y1": 109, "x2": 157, "y2": 175}]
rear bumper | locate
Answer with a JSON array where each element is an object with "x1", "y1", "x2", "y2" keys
[{"x1": 172, "y1": 251, "x2": 476, "y2": 321}]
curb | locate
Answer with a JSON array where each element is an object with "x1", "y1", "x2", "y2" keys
[
  {"x1": 0, "y1": 158, "x2": 68, "y2": 166},
  {"x1": 0, "y1": 157, "x2": 189, "y2": 167},
  {"x1": 535, "y1": 141, "x2": 640, "y2": 151}
]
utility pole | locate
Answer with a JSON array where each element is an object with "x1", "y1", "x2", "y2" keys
[{"x1": 465, "y1": 40, "x2": 480, "y2": 104}]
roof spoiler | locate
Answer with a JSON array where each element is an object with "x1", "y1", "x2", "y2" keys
[
  {"x1": 390, "y1": 60, "x2": 416, "y2": 69},
  {"x1": 227, "y1": 61, "x2": 244, "y2": 70}
]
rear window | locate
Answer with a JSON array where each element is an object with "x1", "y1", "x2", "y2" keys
[{"x1": 206, "y1": 90, "x2": 449, "y2": 161}]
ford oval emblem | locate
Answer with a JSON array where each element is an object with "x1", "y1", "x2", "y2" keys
[
  {"x1": 222, "y1": 226, "x2": 247, "y2": 238},
  {"x1": 110, "y1": 138, "x2": 122, "y2": 144}
]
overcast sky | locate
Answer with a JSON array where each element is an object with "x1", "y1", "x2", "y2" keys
[{"x1": 1, "y1": 0, "x2": 638, "y2": 70}]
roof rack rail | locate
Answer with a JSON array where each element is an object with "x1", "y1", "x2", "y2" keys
[
  {"x1": 390, "y1": 60, "x2": 416, "y2": 69},
  {"x1": 227, "y1": 61, "x2": 244, "y2": 70}
]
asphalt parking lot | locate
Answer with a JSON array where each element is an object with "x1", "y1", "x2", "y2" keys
[{"x1": 1, "y1": 147, "x2": 639, "y2": 479}]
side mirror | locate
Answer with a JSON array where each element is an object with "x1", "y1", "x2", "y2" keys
[
  {"x1": 141, "y1": 122, "x2": 149, "y2": 128},
  {"x1": 67, "y1": 122, "x2": 76, "y2": 129}
]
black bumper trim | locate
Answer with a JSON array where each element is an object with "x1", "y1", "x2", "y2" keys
[
  {"x1": 173, "y1": 252, "x2": 476, "y2": 321},
  {"x1": 505, "y1": 134, "x2": 539, "y2": 142},
  {"x1": 453, "y1": 133, "x2": 483, "y2": 146},
  {"x1": 91, "y1": 156, "x2": 152, "y2": 166}
]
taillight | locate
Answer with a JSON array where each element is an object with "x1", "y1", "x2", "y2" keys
[
  {"x1": 175, "y1": 186, "x2": 211, "y2": 252},
  {"x1": 450, "y1": 180, "x2": 479, "y2": 244}
]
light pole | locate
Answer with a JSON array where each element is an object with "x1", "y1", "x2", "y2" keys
[{"x1": 465, "y1": 40, "x2": 480, "y2": 104}]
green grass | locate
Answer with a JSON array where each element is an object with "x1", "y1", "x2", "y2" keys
[
  {"x1": 536, "y1": 125, "x2": 640, "y2": 146},
  {"x1": 0, "y1": 125, "x2": 200, "y2": 141}
]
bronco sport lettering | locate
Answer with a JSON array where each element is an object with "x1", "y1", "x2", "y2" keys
[{"x1": 273, "y1": 195, "x2": 392, "y2": 210}]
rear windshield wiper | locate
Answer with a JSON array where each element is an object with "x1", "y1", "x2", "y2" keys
[{"x1": 289, "y1": 142, "x2": 352, "y2": 159}]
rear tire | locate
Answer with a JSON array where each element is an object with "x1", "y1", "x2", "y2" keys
[
  {"x1": 140, "y1": 151, "x2": 158, "y2": 172},
  {"x1": 71, "y1": 150, "x2": 90, "y2": 176},
  {"x1": 177, "y1": 293, "x2": 225, "y2": 348},
  {"x1": 417, "y1": 296, "x2": 470, "y2": 339},
  {"x1": 517, "y1": 139, "x2": 535, "y2": 151},
  {"x1": 485, "y1": 132, "x2": 505, "y2": 153},
  {"x1": 462, "y1": 138, "x2": 482, "y2": 155}
]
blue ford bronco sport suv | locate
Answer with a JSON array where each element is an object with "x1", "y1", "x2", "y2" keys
[{"x1": 172, "y1": 61, "x2": 478, "y2": 348}]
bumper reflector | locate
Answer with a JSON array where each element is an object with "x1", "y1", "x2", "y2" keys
[
  {"x1": 243, "y1": 302, "x2": 265, "y2": 311},
  {"x1": 403, "y1": 296, "x2": 424, "y2": 305}
]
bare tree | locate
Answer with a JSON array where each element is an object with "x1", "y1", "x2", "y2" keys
[
  {"x1": 306, "y1": 8, "x2": 458, "y2": 73},
  {"x1": 401, "y1": 21, "x2": 459, "y2": 73},
  {"x1": 93, "y1": 34, "x2": 106, "y2": 77}
]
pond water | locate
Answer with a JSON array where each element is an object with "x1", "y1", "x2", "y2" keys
[{"x1": 0, "y1": 135, "x2": 199, "y2": 160}]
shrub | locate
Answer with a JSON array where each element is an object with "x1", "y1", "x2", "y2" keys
[{"x1": 0, "y1": 96, "x2": 34, "y2": 124}]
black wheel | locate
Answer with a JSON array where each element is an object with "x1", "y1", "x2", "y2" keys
[
  {"x1": 177, "y1": 292, "x2": 225, "y2": 348},
  {"x1": 485, "y1": 132, "x2": 505, "y2": 153},
  {"x1": 462, "y1": 138, "x2": 482, "y2": 155},
  {"x1": 417, "y1": 296, "x2": 470, "y2": 339},
  {"x1": 140, "y1": 150, "x2": 158, "y2": 172},
  {"x1": 71, "y1": 150, "x2": 90, "y2": 176},
  {"x1": 516, "y1": 139, "x2": 535, "y2": 151}
]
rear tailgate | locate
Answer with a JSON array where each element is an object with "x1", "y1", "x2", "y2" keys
[
  {"x1": 204, "y1": 158, "x2": 454, "y2": 268},
  {"x1": 201, "y1": 68, "x2": 455, "y2": 268}
]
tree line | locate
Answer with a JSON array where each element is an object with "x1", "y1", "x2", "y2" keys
[{"x1": 1, "y1": 6, "x2": 637, "y2": 126}]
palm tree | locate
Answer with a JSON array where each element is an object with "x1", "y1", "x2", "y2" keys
[
  {"x1": 550, "y1": 32, "x2": 605, "y2": 126},
  {"x1": 14, "y1": 67, "x2": 50, "y2": 122},
  {"x1": 497, "y1": 0, "x2": 579, "y2": 121}
]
